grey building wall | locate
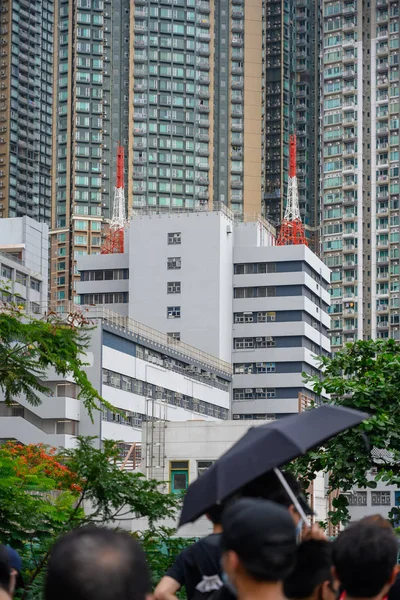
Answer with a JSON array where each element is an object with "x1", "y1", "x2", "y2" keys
[{"x1": 0, "y1": 216, "x2": 48, "y2": 308}]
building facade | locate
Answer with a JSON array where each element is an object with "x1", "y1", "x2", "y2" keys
[
  {"x1": 50, "y1": 0, "x2": 130, "y2": 307},
  {"x1": 129, "y1": 0, "x2": 263, "y2": 216},
  {"x1": 77, "y1": 207, "x2": 330, "y2": 418},
  {"x1": 263, "y1": 0, "x2": 320, "y2": 248},
  {"x1": 0, "y1": 216, "x2": 48, "y2": 310},
  {"x1": 0, "y1": 0, "x2": 54, "y2": 223},
  {"x1": 0, "y1": 307, "x2": 231, "y2": 452},
  {"x1": 231, "y1": 243, "x2": 330, "y2": 420},
  {"x1": 140, "y1": 420, "x2": 329, "y2": 537},
  {"x1": 321, "y1": 0, "x2": 400, "y2": 349}
]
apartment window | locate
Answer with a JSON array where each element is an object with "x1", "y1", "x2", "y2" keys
[
  {"x1": 15, "y1": 271, "x2": 27, "y2": 286},
  {"x1": 266, "y1": 363, "x2": 276, "y2": 373},
  {"x1": 266, "y1": 388, "x2": 276, "y2": 398},
  {"x1": 167, "y1": 281, "x2": 181, "y2": 294},
  {"x1": 168, "y1": 232, "x2": 181, "y2": 245},
  {"x1": 1, "y1": 265, "x2": 12, "y2": 279},
  {"x1": 167, "y1": 257, "x2": 181, "y2": 270},
  {"x1": 197, "y1": 460, "x2": 214, "y2": 478},
  {"x1": 167, "y1": 332, "x2": 181, "y2": 341},
  {"x1": 167, "y1": 306, "x2": 181, "y2": 318},
  {"x1": 371, "y1": 491, "x2": 391, "y2": 506},
  {"x1": 234, "y1": 287, "x2": 276, "y2": 299},
  {"x1": 170, "y1": 461, "x2": 189, "y2": 493},
  {"x1": 234, "y1": 263, "x2": 277, "y2": 275}
]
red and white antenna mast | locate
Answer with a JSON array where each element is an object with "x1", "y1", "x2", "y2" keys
[
  {"x1": 101, "y1": 144, "x2": 126, "y2": 254},
  {"x1": 276, "y1": 134, "x2": 308, "y2": 246}
]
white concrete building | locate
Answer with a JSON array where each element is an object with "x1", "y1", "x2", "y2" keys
[
  {"x1": 140, "y1": 420, "x2": 329, "y2": 538},
  {"x1": 0, "y1": 216, "x2": 48, "y2": 311},
  {"x1": 77, "y1": 206, "x2": 330, "y2": 418},
  {"x1": 0, "y1": 306, "x2": 231, "y2": 454}
]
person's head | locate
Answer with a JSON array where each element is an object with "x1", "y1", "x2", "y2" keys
[
  {"x1": 361, "y1": 515, "x2": 393, "y2": 530},
  {"x1": 5, "y1": 546, "x2": 23, "y2": 596},
  {"x1": 284, "y1": 540, "x2": 338, "y2": 600},
  {"x1": 332, "y1": 522, "x2": 399, "y2": 599},
  {"x1": 45, "y1": 526, "x2": 152, "y2": 600},
  {"x1": 238, "y1": 470, "x2": 313, "y2": 526},
  {"x1": 206, "y1": 504, "x2": 224, "y2": 532},
  {"x1": 221, "y1": 498, "x2": 297, "y2": 595},
  {"x1": 0, "y1": 545, "x2": 11, "y2": 595}
]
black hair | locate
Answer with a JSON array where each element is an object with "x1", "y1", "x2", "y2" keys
[
  {"x1": 45, "y1": 526, "x2": 151, "y2": 600},
  {"x1": 238, "y1": 470, "x2": 303, "y2": 507},
  {"x1": 332, "y1": 522, "x2": 398, "y2": 598},
  {"x1": 207, "y1": 504, "x2": 224, "y2": 525},
  {"x1": 0, "y1": 545, "x2": 11, "y2": 593},
  {"x1": 284, "y1": 540, "x2": 333, "y2": 599}
]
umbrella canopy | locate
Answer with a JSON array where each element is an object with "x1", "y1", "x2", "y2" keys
[{"x1": 179, "y1": 404, "x2": 368, "y2": 526}]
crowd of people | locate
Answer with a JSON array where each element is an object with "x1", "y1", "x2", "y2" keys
[{"x1": 0, "y1": 470, "x2": 399, "y2": 600}]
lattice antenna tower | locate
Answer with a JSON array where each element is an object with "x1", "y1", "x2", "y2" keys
[
  {"x1": 276, "y1": 134, "x2": 308, "y2": 246},
  {"x1": 101, "y1": 145, "x2": 126, "y2": 254}
]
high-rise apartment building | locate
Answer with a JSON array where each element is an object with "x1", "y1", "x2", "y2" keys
[
  {"x1": 129, "y1": 0, "x2": 262, "y2": 215},
  {"x1": 0, "y1": 0, "x2": 54, "y2": 223},
  {"x1": 51, "y1": 0, "x2": 264, "y2": 306},
  {"x1": 262, "y1": 0, "x2": 320, "y2": 247},
  {"x1": 321, "y1": 0, "x2": 400, "y2": 350},
  {"x1": 51, "y1": 0, "x2": 130, "y2": 306}
]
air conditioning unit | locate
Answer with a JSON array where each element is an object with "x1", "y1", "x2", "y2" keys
[
  {"x1": 256, "y1": 337, "x2": 263, "y2": 342},
  {"x1": 245, "y1": 388, "x2": 253, "y2": 393},
  {"x1": 256, "y1": 363, "x2": 264, "y2": 368},
  {"x1": 233, "y1": 414, "x2": 240, "y2": 420},
  {"x1": 256, "y1": 388, "x2": 264, "y2": 393}
]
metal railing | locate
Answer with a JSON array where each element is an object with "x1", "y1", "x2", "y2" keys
[
  {"x1": 130, "y1": 202, "x2": 277, "y2": 235},
  {"x1": 46, "y1": 301, "x2": 232, "y2": 377}
]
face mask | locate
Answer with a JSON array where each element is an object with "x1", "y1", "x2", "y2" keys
[{"x1": 222, "y1": 571, "x2": 238, "y2": 597}]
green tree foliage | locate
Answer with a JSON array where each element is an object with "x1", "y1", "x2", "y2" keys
[
  {"x1": 0, "y1": 438, "x2": 183, "y2": 600},
  {"x1": 293, "y1": 339, "x2": 400, "y2": 525},
  {"x1": 0, "y1": 304, "x2": 112, "y2": 416}
]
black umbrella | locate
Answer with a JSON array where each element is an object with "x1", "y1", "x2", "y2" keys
[{"x1": 179, "y1": 404, "x2": 368, "y2": 526}]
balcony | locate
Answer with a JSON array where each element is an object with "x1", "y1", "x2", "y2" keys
[
  {"x1": 231, "y1": 122, "x2": 243, "y2": 132},
  {"x1": 197, "y1": 1, "x2": 211, "y2": 13},
  {"x1": 377, "y1": 45, "x2": 389, "y2": 56},
  {"x1": 133, "y1": 112, "x2": 147, "y2": 121},
  {"x1": 232, "y1": 78, "x2": 244, "y2": 89},
  {"x1": 342, "y1": 38, "x2": 356, "y2": 49},
  {"x1": 196, "y1": 117, "x2": 210, "y2": 128},
  {"x1": 197, "y1": 103, "x2": 210, "y2": 113},
  {"x1": 134, "y1": 54, "x2": 147, "y2": 64},
  {"x1": 134, "y1": 82, "x2": 147, "y2": 92},
  {"x1": 196, "y1": 87, "x2": 210, "y2": 99},
  {"x1": 134, "y1": 22, "x2": 147, "y2": 33},
  {"x1": 197, "y1": 16, "x2": 210, "y2": 28},
  {"x1": 232, "y1": 21, "x2": 244, "y2": 33},
  {"x1": 231, "y1": 35, "x2": 244, "y2": 47},
  {"x1": 196, "y1": 59, "x2": 210, "y2": 71}
]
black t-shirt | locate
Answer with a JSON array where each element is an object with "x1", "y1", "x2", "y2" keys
[{"x1": 166, "y1": 533, "x2": 223, "y2": 600}]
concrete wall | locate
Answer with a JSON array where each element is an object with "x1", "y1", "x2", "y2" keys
[{"x1": 129, "y1": 211, "x2": 234, "y2": 362}]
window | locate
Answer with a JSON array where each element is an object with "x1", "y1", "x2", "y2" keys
[
  {"x1": 1, "y1": 265, "x2": 12, "y2": 280},
  {"x1": 170, "y1": 461, "x2": 189, "y2": 494},
  {"x1": 346, "y1": 492, "x2": 367, "y2": 506},
  {"x1": 15, "y1": 271, "x2": 27, "y2": 286},
  {"x1": 234, "y1": 287, "x2": 276, "y2": 299},
  {"x1": 168, "y1": 232, "x2": 181, "y2": 245},
  {"x1": 167, "y1": 257, "x2": 181, "y2": 269},
  {"x1": 167, "y1": 281, "x2": 181, "y2": 294},
  {"x1": 167, "y1": 332, "x2": 181, "y2": 342},
  {"x1": 167, "y1": 306, "x2": 181, "y2": 318},
  {"x1": 197, "y1": 460, "x2": 214, "y2": 478},
  {"x1": 371, "y1": 491, "x2": 391, "y2": 506}
]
